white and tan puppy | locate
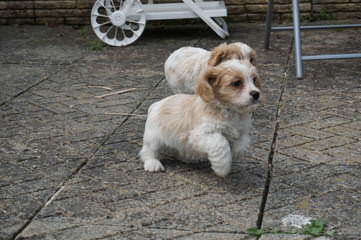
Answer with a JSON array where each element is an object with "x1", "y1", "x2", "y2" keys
[
  {"x1": 140, "y1": 60, "x2": 262, "y2": 177},
  {"x1": 165, "y1": 42, "x2": 256, "y2": 94}
]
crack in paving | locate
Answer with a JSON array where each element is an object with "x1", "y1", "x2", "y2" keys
[
  {"x1": 255, "y1": 39, "x2": 294, "y2": 229},
  {"x1": 0, "y1": 57, "x2": 84, "y2": 108},
  {"x1": 0, "y1": 75, "x2": 49, "y2": 108},
  {"x1": 11, "y1": 77, "x2": 165, "y2": 240}
]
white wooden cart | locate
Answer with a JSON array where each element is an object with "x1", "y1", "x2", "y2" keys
[{"x1": 91, "y1": 0, "x2": 229, "y2": 46}]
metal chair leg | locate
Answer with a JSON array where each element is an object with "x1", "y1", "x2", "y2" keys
[
  {"x1": 264, "y1": 0, "x2": 274, "y2": 49},
  {"x1": 266, "y1": 0, "x2": 361, "y2": 79},
  {"x1": 292, "y1": 0, "x2": 304, "y2": 79}
]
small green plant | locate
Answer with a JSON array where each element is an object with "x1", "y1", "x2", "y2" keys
[
  {"x1": 302, "y1": 219, "x2": 326, "y2": 236},
  {"x1": 318, "y1": 9, "x2": 335, "y2": 21},
  {"x1": 304, "y1": 9, "x2": 335, "y2": 22},
  {"x1": 246, "y1": 219, "x2": 337, "y2": 238},
  {"x1": 246, "y1": 227, "x2": 264, "y2": 237},
  {"x1": 89, "y1": 39, "x2": 106, "y2": 51},
  {"x1": 79, "y1": 26, "x2": 89, "y2": 36},
  {"x1": 303, "y1": 219, "x2": 337, "y2": 237}
]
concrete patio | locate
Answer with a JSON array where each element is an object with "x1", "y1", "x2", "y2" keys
[{"x1": 0, "y1": 22, "x2": 360, "y2": 240}]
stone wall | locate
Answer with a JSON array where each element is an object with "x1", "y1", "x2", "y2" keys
[{"x1": 1, "y1": 0, "x2": 360, "y2": 25}]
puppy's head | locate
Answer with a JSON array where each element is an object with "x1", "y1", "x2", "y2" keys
[
  {"x1": 208, "y1": 42, "x2": 256, "y2": 67},
  {"x1": 197, "y1": 60, "x2": 262, "y2": 112},
  {"x1": 229, "y1": 42, "x2": 257, "y2": 66}
]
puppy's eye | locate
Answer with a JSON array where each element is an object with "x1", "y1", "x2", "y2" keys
[
  {"x1": 232, "y1": 80, "x2": 242, "y2": 87},
  {"x1": 250, "y1": 57, "x2": 255, "y2": 64},
  {"x1": 253, "y1": 77, "x2": 257, "y2": 84}
]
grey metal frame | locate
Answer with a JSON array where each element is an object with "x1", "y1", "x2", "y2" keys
[{"x1": 265, "y1": 0, "x2": 361, "y2": 79}]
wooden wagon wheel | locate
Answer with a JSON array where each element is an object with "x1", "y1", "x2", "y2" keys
[{"x1": 91, "y1": 0, "x2": 146, "y2": 46}]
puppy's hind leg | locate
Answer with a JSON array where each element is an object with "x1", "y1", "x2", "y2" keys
[
  {"x1": 139, "y1": 141, "x2": 165, "y2": 172},
  {"x1": 139, "y1": 101, "x2": 165, "y2": 172}
]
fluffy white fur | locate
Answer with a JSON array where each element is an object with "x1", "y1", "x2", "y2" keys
[
  {"x1": 140, "y1": 60, "x2": 262, "y2": 177},
  {"x1": 165, "y1": 42, "x2": 256, "y2": 94}
]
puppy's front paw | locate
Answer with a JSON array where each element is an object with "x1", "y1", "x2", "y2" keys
[
  {"x1": 144, "y1": 159, "x2": 165, "y2": 172},
  {"x1": 212, "y1": 164, "x2": 231, "y2": 177}
]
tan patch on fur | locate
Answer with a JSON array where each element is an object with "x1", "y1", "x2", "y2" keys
[
  {"x1": 158, "y1": 94, "x2": 231, "y2": 144},
  {"x1": 253, "y1": 72, "x2": 262, "y2": 89},
  {"x1": 197, "y1": 62, "x2": 264, "y2": 112},
  {"x1": 227, "y1": 43, "x2": 257, "y2": 66},
  {"x1": 158, "y1": 96, "x2": 203, "y2": 143},
  {"x1": 213, "y1": 69, "x2": 246, "y2": 105},
  {"x1": 197, "y1": 67, "x2": 248, "y2": 106},
  {"x1": 196, "y1": 68, "x2": 220, "y2": 102},
  {"x1": 251, "y1": 69, "x2": 266, "y2": 103},
  {"x1": 208, "y1": 43, "x2": 244, "y2": 67},
  {"x1": 250, "y1": 50, "x2": 257, "y2": 66}
]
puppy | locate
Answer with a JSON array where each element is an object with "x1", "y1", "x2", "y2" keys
[
  {"x1": 140, "y1": 60, "x2": 262, "y2": 177},
  {"x1": 165, "y1": 42, "x2": 256, "y2": 94}
]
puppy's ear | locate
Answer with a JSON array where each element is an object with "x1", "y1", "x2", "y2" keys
[
  {"x1": 208, "y1": 43, "x2": 228, "y2": 66},
  {"x1": 250, "y1": 50, "x2": 257, "y2": 66},
  {"x1": 196, "y1": 68, "x2": 220, "y2": 102},
  {"x1": 253, "y1": 71, "x2": 262, "y2": 89}
]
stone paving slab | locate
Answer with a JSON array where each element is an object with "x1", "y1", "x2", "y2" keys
[
  {"x1": 1, "y1": 22, "x2": 360, "y2": 240},
  {"x1": 261, "y1": 27, "x2": 361, "y2": 240}
]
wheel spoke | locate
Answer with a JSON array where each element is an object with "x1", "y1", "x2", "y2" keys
[
  {"x1": 94, "y1": 21, "x2": 111, "y2": 29},
  {"x1": 126, "y1": 18, "x2": 145, "y2": 25},
  {"x1": 110, "y1": 0, "x2": 117, "y2": 10},
  {"x1": 123, "y1": 0, "x2": 135, "y2": 13},
  {"x1": 121, "y1": 28, "x2": 127, "y2": 37},
  {"x1": 122, "y1": 24, "x2": 132, "y2": 30},
  {"x1": 99, "y1": 0, "x2": 109, "y2": 9},
  {"x1": 131, "y1": 29, "x2": 140, "y2": 37},
  {"x1": 113, "y1": 27, "x2": 119, "y2": 44},
  {"x1": 121, "y1": 29, "x2": 129, "y2": 45},
  {"x1": 101, "y1": 0, "x2": 113, "y2": 15},
  {"x1": 102, "y1": 25, "x2": 114, "y2": 40},
  {"x1": 92, "y1": 13, "x2": 109, "y2": 18}
]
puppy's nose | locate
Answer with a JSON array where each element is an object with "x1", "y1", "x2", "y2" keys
[{"x1": 250, "y1": 91, "x2": 260, "y2": 100}]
